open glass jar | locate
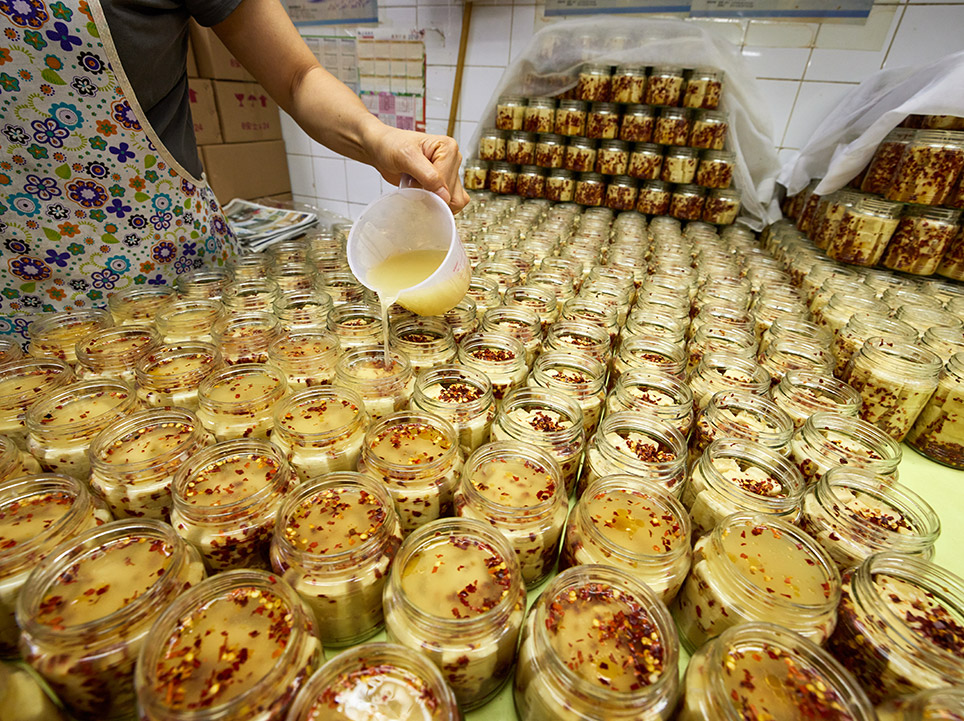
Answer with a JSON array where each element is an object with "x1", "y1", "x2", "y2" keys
[
  {"x1": 0, "y1": 357, "x2": 73, "y2": 447},
  {"x1": 772, "y1": 370, "x2": 863, "y2": 429},
  {"x1": 334, "y1": 347, "x2": 414, "y2": 420},
  {"x1": 28, "y1": 308, "x2": 113, "y2": 364},
  {"x1": 790, "y1": 411, "x2": 902, "y2": 485},
  {"x1": 196, "y1": 363, "x2": 286, "y2": 442},
  {"x1": 134, "y1": 342, "x2": 220, "y2": 411},
  {"x1": 906, "y1": 351, "x2": 964, "y2": 468}
]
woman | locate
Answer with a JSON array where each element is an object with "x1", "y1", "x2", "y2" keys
[{"x1": 0, "y1": 0, "x2": 468, "y2": 340}]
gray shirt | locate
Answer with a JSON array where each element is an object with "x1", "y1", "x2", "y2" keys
[{"x1": 101, "y1": 0, "x2": 243, "y2": 177}]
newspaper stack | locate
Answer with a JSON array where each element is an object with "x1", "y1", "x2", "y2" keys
[{"x1": 224, "y1": 199, "x2": 318, "y2": 253}]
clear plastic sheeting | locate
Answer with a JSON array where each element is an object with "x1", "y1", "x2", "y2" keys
[
  {"x1": 779, "y1": 50, "x2": 964, "y2": 198},
  {"x1": 465, "y1": 17, "x2": 783, "y2": 229}
]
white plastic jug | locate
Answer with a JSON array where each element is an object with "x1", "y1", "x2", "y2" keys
[{"x1": 347, "y1": 177, "x2": 470, "y2": 316}]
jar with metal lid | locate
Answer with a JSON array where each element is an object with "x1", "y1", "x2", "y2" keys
[
  {"x1": 27, "y1": 308, "x2": 113, "y2": 364},
  {"x1": 153, "y1": 299, "x2": 221, "y2": 344},
  {"x1": 620, "y1": 105, "x2": 655, "y2": 143},
  {"x1": 695, "y1": 149, "x2": 735, "y2": 188},
  {"x1": 645, "y1": 65, "x2": 684, "y2": 106},
  {"x1": 627, "y1": 142, "x2": 663, "y2": 180},
  {"x1": 576, "y1": 63, "x2": 612, "y2": 102},
  {"x1": 828, "y1": 552, "x2": 964, "y2": 702},
  {"x1": 790, "y1": 411, "x2": 902, "y2": 485},
  {"x1": 689, "y1": 109, "x2": 728, "y2": 150},
  {"x1": 25, "y1": 378, "x2": 137, "y2": 478},
  {"x1": 506, "y1": 131, "x2": 536, "y2": 165},
  {"x1": 691, "y1": 389, "x2": 794, "y2": 463},
  {"x1": 286, "y1": 642, "x2": 460, "y2": 721},
  {"x1": 653, "y1": 106, "x2": 690, "y2": 146},
  {"x1": 514, "y1": 564, "x2": 680, "y2": 721},
  {"x1": 687, "y1": 352, "x2": 770, "y2": 409},
  {"x1": 885, "y1": 129, "x2": 964, "y2": 205},
  {"x1": 585, "y1": 102, "x2": 619, "y2": 140},
  {"x1": 574, "y1": 172, "x2": 606, "y2": 206},
  {"x1": 670, "y1": 184, "x2": 707, "y2": 220},
  {"x1": 89, "y1": 407, "x2": 212, "y2": 520},
  {"x1": 827, "y1": 198, "x2": 902, "y2": 266},
  {"x1": 176, "y1": 267, "x2": 230, "y2": 300},
  {"x1": 673, "y1": 511, "x2": 841, "y2": 650},
  {"x1": 516, "y1": 164, "x2": 546, "y2": 199},
  {"x1": 383, "y1": 517, "x2": 525, "y2": 709},
  {"x1": 843, "y1": 337, "x2": 941, "y2": 442},
  {"x1": 134, "y1": 342, "x2": 220, "y2": 411},
  {"x1": 20, "y1": 519, "x2": 205, "y2": 720},
  {"x1": 800, "y1": 466, "x2": 940, "y2": 571},
  {"x1": 684, "y1": 438, "x2": 805, "y2": 538},
  {"x1": 679, "y1": 622, "x2": 876, "y2": 721},
  {"x1": 527, "y1": 351, "x2": 605, "y2": 436},
  {"x1": 220, "y1": 278, "x2": 282, "y2": 314},
  {"x1": 605, "y1": 175, "x2": 638, "y2": 210},
  {"x1": 479, "y1": 128, "x2": 507, "y2": 161},
  {"x1": 488, "y1": 161, "x2": 518, "y2": 195},
  {"x1": 496, "y1": 95, "x2": 526, "y2": 131},
  {"x1": 906, "y1": 351, "x2": 964, "y2": 467},
  {"x1": 534, "y1": 133, "x2": 565, "y2": 169},
  {"x1": 455, "y1": 441, "x2": 566, "y2": 585},
  {"x1": 863, "y1": 128, "x2": 916, "y2": 195},
  {"x1": 833, "y1": 311, "x2": 917, "y2": 377},
  {"x1": 523, "y1": 98, "x2": 555, "y2": 134},
  {"x1": 0, "y1": 474, "x2": 109, "y2": 657},
  {"x1": 170, "y1": 438, "x2": 291, "y2": 571},
  {"x1": 411, "y1": 364, "x2": 495, "y2": 456},
  {"x1": 555, "y1": 99, "x2": 588, "y2": 137},
  {"x1": 683, "y1": 67, "x2": 723, "y2": 109},
  {"x1": 334, "y1": 347, "x2": 414, "y2": 419},
  {"x1": 636, "y1": 179, "x2": 672, "y2": 215},
  {"x1": 134, "y1": 569, "x2": 321, "y2": 721},
  {"x1": 544, "y1": 168, "x2": 575, "y2": 202},
  {"x1": 463, "y1": 158, "x2": 489, "y2": 190},
  {"x1": 612, "y1": 64, "x2": 647, "y2": 103},
  {"x1": 490, "y1": 386, "x2": 585, "y2": 496},
  {"x1": 581, "y1": 410, "x2": 687, "y2": 499},
  {"x1": 595, "y1": 140, "x2": 629, "y2": 176},
  {"x1": 196, "y1": 363, "x2": 286, "y2": 441},
  {"x1": 883, "y1": 206, "x2": 961, "y2": 275},
  {"x1": 661, "y1": 146, "x2": 698, "y2": 184},
  {"x1": 108, "y1": 285, "x2": 174, "y2": 326}
]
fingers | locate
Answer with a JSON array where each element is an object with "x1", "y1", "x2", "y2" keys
[
  {"x1": 402, "y1": 148, "x2": 452, "y2": 205},
  {"x1": 421, "y1": 135, "x2": 469, "y2": 213}
]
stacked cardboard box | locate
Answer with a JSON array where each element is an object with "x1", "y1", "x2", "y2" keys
[{"x1": 187, "y1": 23, "x2": 291, "y2": 202}]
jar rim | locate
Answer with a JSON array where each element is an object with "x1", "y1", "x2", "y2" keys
[
  {"x1": 460, "y1": 440, "x2": 563, "y2": 517},
  {"x1": 696, "y1": 437, "x2": 806, "y2": 511},
  {"x1": 25, "y1": 378, "x2": 135, "y2": 438},
  {"x1": 273, "y1": 385, "x2": 367, "y2": 442},
  {"x1": 90, "y1": 407, "x2": 207, "y2": 475},
  {"x1": 801, "y1": 411, "x2": 902, "y2": 472},
  {"x1": 362, "y1": 410, "x2": 459, "y2": 474}
]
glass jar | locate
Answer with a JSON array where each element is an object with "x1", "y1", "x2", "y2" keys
[
  {"x1": 516, "y1": 164, "x2": 545, "y2": 199},
  {"x1": 27, "y1": 308, "x2": 113, "y2": 364},
  {"x1": 135, "y1": 569, "x2": 322, "y2": 721},
  {"x1": 443, "y1": 296, "x2": 479, "y2": 341},
  {"x1": 896, "y1": 304, "x2": 963, "y2": 337},
  {"x1": 827, "y1": 198, "x2": 902, "y2": 266},
  {"x1": 504, "y1": 285, "x2": 559, "y2": 332},
  {"x1": 883, "y1": 206, "x2": 961, "y2": 276},
  {"x1": 576, "y1": 64, "x2": 612, "y2": 102},
  {"x1": 595, "y1": 140, "x2": 630, "y2": 176},
  {"x1": 0, "y1": 434, "x2": 39, "y2": 480},
  {"x1": 827, "y1": 553, "x2": 964, "y2": 703},
  {"x1": 480, "y1": 306, "x2": 541, "y2": 366},
  {"x1": 906, "y1": 351, "x2": 964, "y2": 468},
  {"x1": 196, "y1": 363, "x2": 286, "y2": 441},
  {"x1": 266, "y1": 330, "x2": 339, "y2": 390},
  {"x1": 562, "y1": 297, "x2": 621, "y2": 345},
  {"x1": 220, "y1": 278, "x2": 283, "y2": 315},
  {"x1": 645, "y1": 65, "x2": 684, "y2": 106},
  {"x1": 514, "y1": 564, "x2": 679, "y2": 721},
  {"x1": 628, "y1": 142, "x2": 663, "y2": 180},
  {"x1": 876, "y1": 688, "x2": 964, "y2": 721},
  {"x1": 620, "y1": 105, "x2": 655, "y2": 144},
  {"x1": 479, "y1": 129, "x2": 507, "y2": 161},
  {"x1": 581, "y1": 410, "x2": 687, "y2": 499},
  {"x1": 488, "y1": 161, "x2": 518, "y2": 195},
  {"x1": 545, "y1": 168, "x2": 576, "y2": 202},
  {"x1": 463, "y1": 158, "x2": 489, "y2": 190},
  {"x1": 760, "y1": 337, "x2": 835, "y2": 384},
  {"x1": 636, "y1": 179, "x2": 672, "y2": 215},
  {"x1": 691, "y1": 389, "x2": 794, "y2": 462},
  {"x1": 564, "y1": 137, "x2": 596, "y2": 172},
  {"x1": 800, "y1": 466, "x2": 940, "y2": 570},
  {"x1": 153, "y1": 299, "x2": 221, "y2": 344},
  {"x1": 695, "y1": 149, "x2": 735, "y2": 188},
  {"x1": 358, "y1": 411, "x2": 461, "y2": 533},
  {"x1": 612, "y1": 336, "x2": 687, "y2": 386},
  {"x1": 334, "y1": 347, "x2": 414, "y2": 420},
  {"x1": 465, "y1": 276, "x2": 501, "y2": 319},
  {"x1": 685, "y1": 438, "x2": 806, "y2": 538},
  {"x1": 210, "y1": 311, "x2": 282, "y2": 365},
  {"x1": 457, "y1": 332, "x2": 527, "y2": 400},
  {"x1": 326, "y1": 302, "x2": 383, "y2": 351},
  {"x1": 227, "y1": 253, "x2": 270, "y2": 282},
  {"x1": 285, "y1": 643, "x2": 460, "y2": 721},
  {"x1": 0, "y1": 474, "x2": 109, "y2": 657},
  {"x1": 605, "y1": 175, "x2": 638, "y2": 210},
  {"x1": 176, "y1": 267, "x2": 230, "y2": 300},
  {"x1": 389, "y1": 318, "x2": 457, "y2": 374},
  {"x1": 134, "y1": 342, "x2": 220, "y2": 410},
  {"x1": 689, "y1": 110, "x2": 728, "y2": 150},
  {"x1": 574, "y1": 172, "x2": 606, "y2": 206},
  {"x1": 25, "y1": 379, "x2": 137, "y2": 478},
  {"x1": 679, "y1": 622, "x2": 876, "y2": 721},
  {"x1": 560, "y1": 475, "x2": 691, "y2": 603},
  {"x1": 534, "y1": 133, "x2": 565, "y2": 169},
  {"x1": 555, "y1": 100, "x2": 588, "y2": 137},
  {"x1": 322, "y1": 271, "x2": 371, "y2": 307},
  {"x1": 843, "y1": 337, "x2": 942, "y2": 442},
  {"x1": 586, "y1": 102, "x2": 619, "y2": 140},
  {"x1": 411, "y1": 364, "x2": 495, "y2": 456},
  {"x1": 527, "y1": 351, "x2": 606, "y2": 436},
  {"x1": 653, "y1": 106, "x2": 690, "y2": 146},
  {"x1": 88, "y1": 407, "x2": 211, "y2": 521},
  {"x1": 670, "y1": 184, "x2": 706, "y2": 221},
  {"x1": 683, "y1": 68, "x2": 723, "y2": 110},
  {"x1": 496, "y1": 95, "x2": 526, "y2": 131},
  {"x1": 687, "y1": 352, "x2": 770, "y2": 409},
  {"x1": 0, "y1": 358, "x2": 73, "y2": 447},
  {"x1": 833, "y1": 311, "x2": 917, "y2": 378},
  {"x1": 772, "y1": 370, "x2": 862, "y2": 429},
  {"x1": 791, "y1": 411, "x2": 902, "y2": 485},
  {"x1": 817, "y1": 292, "x2": 888, "y2": 340},
  {"x1": 885, "y1": 130, "x2": 964, "y2": 205},
  {"x1": 612, "y1": 64, "x2": 647, "y2": 103},
  {"x1": 455, "y1": 441, "x2": 566, "y2": 585},
  {"x1": 919, "y1": 325, "x2": 964, "y2": 362},
  {"x1": 383, "y1": 517, "x2": 525, "y2": 710},
  {"x1": 108, "y1": 286, "x2": 174, "y2": 326},
  {"x1": 863, "y1": 128, "x2": 915, "y2": 195},
  {"x1": 506, "y1": 131, "x2": 536, "y2": 165},
  {"x1": 491, "y1": 386, "x2": 585, "y2": 496},
  {"x1": 660, "y1": 147, "x2": 698, "y2": 184},
  {"x1": 673, "y1": 511, "x2": 841, "y2": 651},
  {"x1": 608, "y1": 368, "x2": 694, "y2": 439},
  {"x1": 524, "y1": 98, "x2": 556, "y2": 134}
]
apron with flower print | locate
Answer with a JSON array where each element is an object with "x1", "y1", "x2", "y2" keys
[{"x1": 0, "y1": 0, "x2": 235, "y2": 341}]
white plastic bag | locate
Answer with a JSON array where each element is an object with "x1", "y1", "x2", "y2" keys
[
  {"x1": 779, "y1": 49, "x2": 964, "y2": 197},
  {"x1": 466, "y1": 16, "x2": 783, "y2": 229}
]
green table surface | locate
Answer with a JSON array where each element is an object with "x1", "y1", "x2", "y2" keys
[{"x1": 319, "y1": 444, "x2": 964, "y2": 721}]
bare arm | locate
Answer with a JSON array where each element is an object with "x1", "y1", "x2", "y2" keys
[{"x1": 212, "y1": 0, "x2": 469, "y2": 211}]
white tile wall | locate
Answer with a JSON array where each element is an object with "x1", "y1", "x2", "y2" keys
[{"x1": 281, "y1": 0, "x2": 964, "y2": 217}]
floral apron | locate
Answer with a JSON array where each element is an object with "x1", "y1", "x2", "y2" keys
[{"x1": 0, "y1": 0, "x2": 235, "y2": 341}]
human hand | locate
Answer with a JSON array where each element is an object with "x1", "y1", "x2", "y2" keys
[{"x1": 363, "y1": 122, "x2": 470, "y2": 213}]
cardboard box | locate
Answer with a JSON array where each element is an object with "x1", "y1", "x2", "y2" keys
[
  {"x1": 188, "y1": 78, "x2": 221, "y2": 146},
  {"x1": 186, "y1": 39, "x2": 198, "y2": 78},
  {"x1": 201, "y1": 140, "x2": 290, "y2": 202},
  {"x1": 212, "y1": 80, "x2": 282, "y2": 144},
  {"x1": 189, "y1": 22, "x2": 254, "y2": 81}
]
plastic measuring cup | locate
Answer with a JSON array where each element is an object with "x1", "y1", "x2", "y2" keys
[{"x1": 347, "y1": 176, "x2": 471, "y2": 316}]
